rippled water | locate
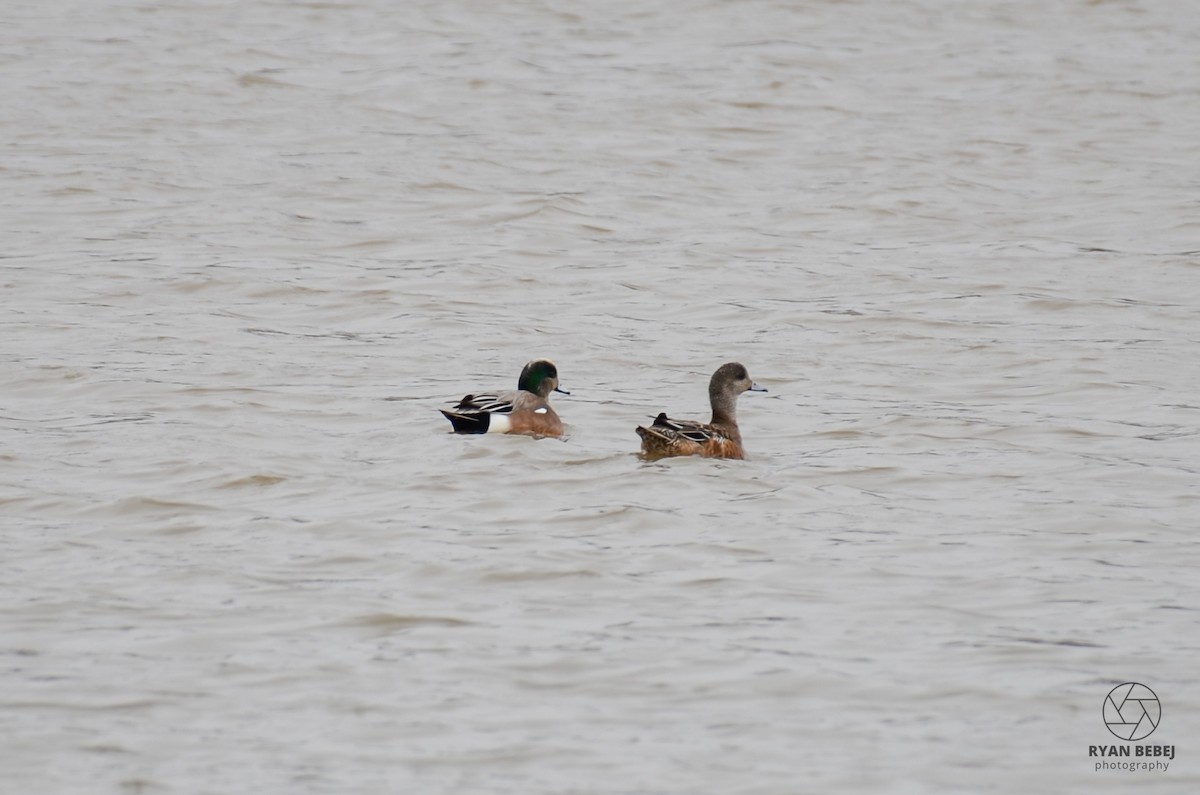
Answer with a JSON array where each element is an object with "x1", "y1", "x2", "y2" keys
[{"x1": 4, "y1": 1, "x2": 1199, "y2": 792}]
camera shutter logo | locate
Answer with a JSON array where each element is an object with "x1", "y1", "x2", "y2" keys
[{"x1": 1104, "y1": 683, "x2": 1161, "y2": 741}]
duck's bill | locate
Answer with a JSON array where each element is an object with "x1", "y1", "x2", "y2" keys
[
  {"x1": 749, "y1": 382, "x2": 767, "y2": 392},
  {"x1": 555, "y1": 386, "x2": 571, "y2": 395}
]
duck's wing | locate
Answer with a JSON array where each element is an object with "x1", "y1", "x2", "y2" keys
[
  {"x1": 451, "y1": 389, "x2": 518, "y2": 414},
  {"x1": 646, "y1": 412, "x2": 721, "y2": 443},
  {"x1": 637, "y1": 412, "x2": 744, "y2": 459}
]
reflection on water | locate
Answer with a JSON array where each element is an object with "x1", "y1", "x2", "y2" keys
[{"x1": 3, "y1": 0, "x2": 1199, "y2": 792}]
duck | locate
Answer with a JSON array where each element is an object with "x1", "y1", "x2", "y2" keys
[
  {"x1": 440, "y1": 359, "x2": 568, "y2": 437},
  {"x1": 636, "y1": 362, "x2": 766, "y2": 459}
]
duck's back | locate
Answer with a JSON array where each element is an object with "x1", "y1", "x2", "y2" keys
[{"x1": 635, "y1": 414, "x2": 744, "y2": 460}]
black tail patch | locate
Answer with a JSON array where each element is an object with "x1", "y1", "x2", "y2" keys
[{"x1": 440, "y1": 409, "x2": 490, "y2": 434}]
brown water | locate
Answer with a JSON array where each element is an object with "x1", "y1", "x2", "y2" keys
[{"x1": 3, "y1": 1, "x2": 1199, "y2": 792}]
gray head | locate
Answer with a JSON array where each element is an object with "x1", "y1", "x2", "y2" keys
[{"x1": 708, "y1": 362, "x2": 766, "y2": 423}]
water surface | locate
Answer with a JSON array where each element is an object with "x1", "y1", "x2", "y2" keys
[{"x1": 3, "y1": 1, "x2": 1199, "y2": 792}]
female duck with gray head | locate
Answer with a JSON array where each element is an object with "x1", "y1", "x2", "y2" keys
[{"x1": 636, "y1": 362, "x2": 766, "y2": 459}]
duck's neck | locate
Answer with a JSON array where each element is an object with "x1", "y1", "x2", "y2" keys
[{"x1": 709, "y1": 388, "x2": 738, "y2": 427}]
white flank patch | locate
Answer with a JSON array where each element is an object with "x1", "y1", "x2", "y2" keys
[
  {"x1": 487, "y1": 413, "x2": 512, "y2": 433},
  {"x1": 534, "y1": 407, "x2": 548, "y2": 414}
]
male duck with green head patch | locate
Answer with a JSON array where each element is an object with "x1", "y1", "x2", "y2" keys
[{"x1": 440, "y1": 359, "x2": 569, "y2": 437}]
